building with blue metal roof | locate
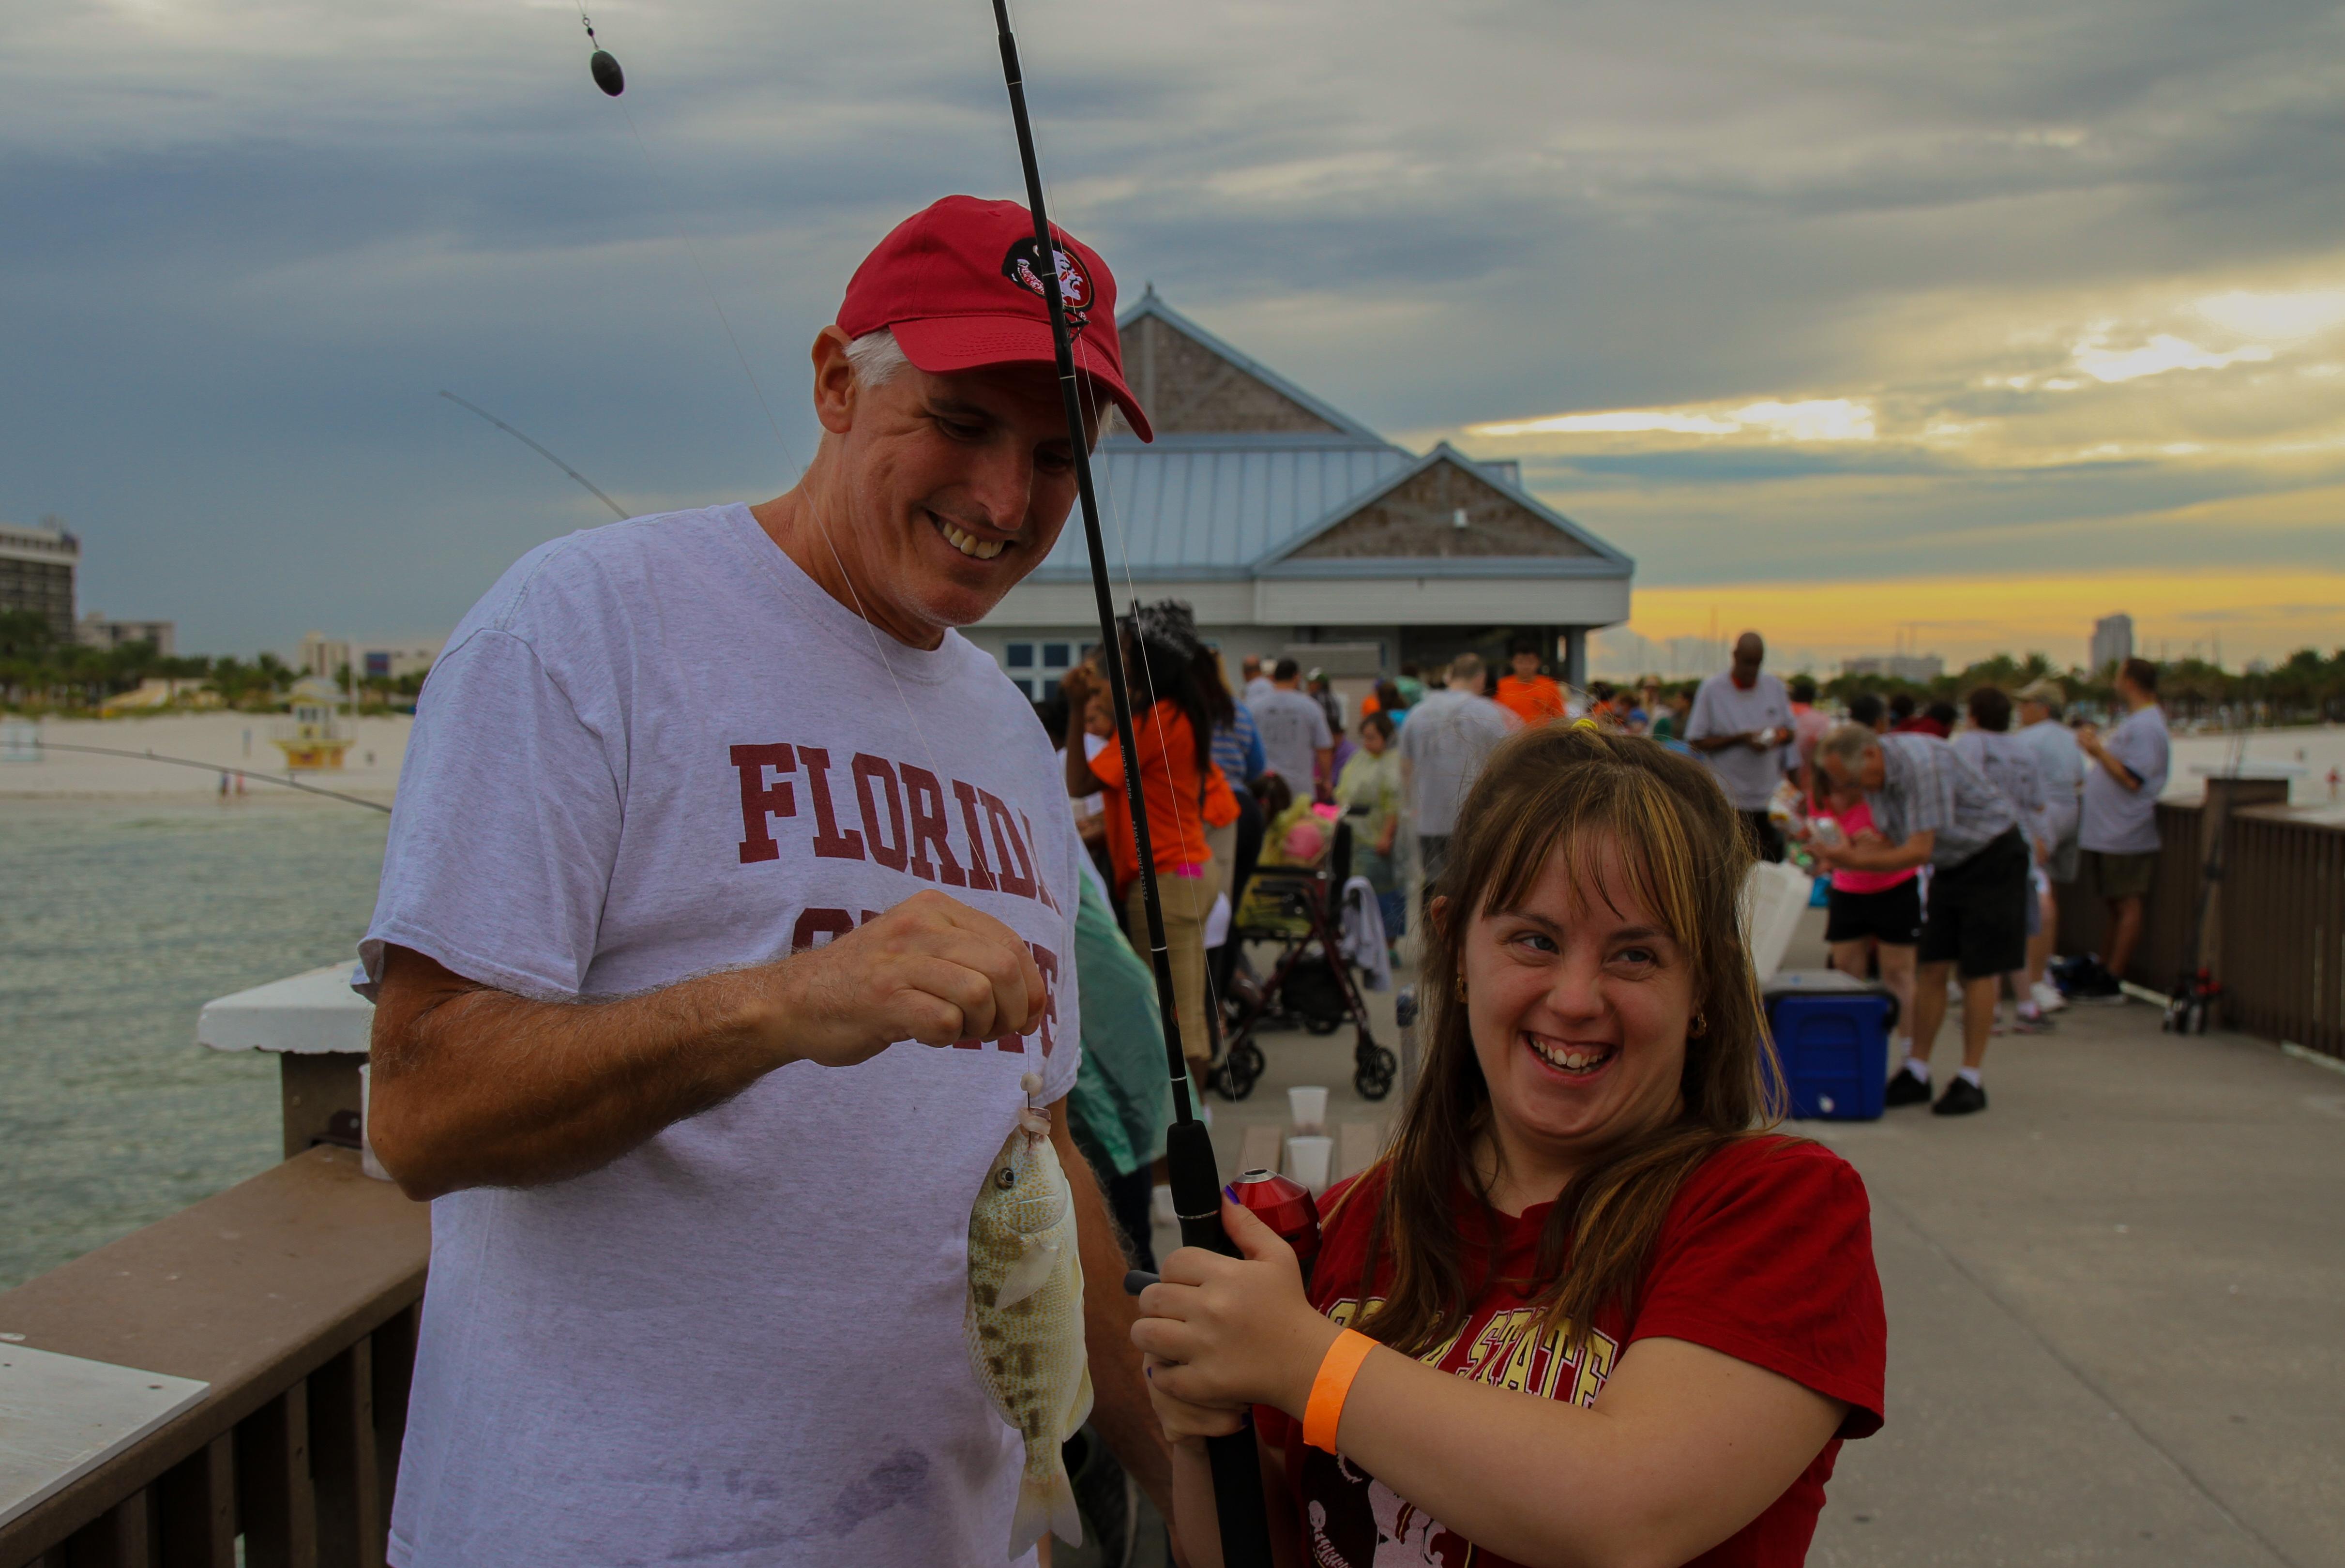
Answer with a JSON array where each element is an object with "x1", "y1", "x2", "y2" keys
[{"x1": 977, "y1": 291, "x2": 1633, "y2": 701}]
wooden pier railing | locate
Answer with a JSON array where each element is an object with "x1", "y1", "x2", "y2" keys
[
  {"x1": 2057, "y1": 788, "x2": 2345, "y2": 1060},
  {"x1": 0, "y1": 1147, "x2": 428, "y2": 1568}
]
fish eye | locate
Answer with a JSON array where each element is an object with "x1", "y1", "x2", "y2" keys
[{"x1": 995, "y1": 1166, "x2": 1017, "y2": 1189}]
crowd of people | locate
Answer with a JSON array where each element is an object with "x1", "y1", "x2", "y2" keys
[{"x1": 356, "y1": 195, "x2": 1901, "y2": 1568}]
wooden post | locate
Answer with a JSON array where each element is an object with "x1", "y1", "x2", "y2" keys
[
  {"x1": 61, "y1": 1491, "x2": 155, "y2": 1568},
  {"x1": 234, "y1": 1388, "x2": 317, "y2": 1568},
  {"x1": 278, "y1": 1054, "x2": 367, "y2": 1161},
  {"x1": 2198, "y1": 776, "x2": 2291, "y2": 1026},
  {"x1": 308, "y1": 1342, "x2": 384, "y2": 1568},
  {"x1": 154, "y1": 1435, "x2": 235, "y2": 1568}
]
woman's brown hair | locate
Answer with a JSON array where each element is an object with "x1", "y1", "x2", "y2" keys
[{"x1": 1354, "y1": 724, "x2": 1785, "y2": 1356}]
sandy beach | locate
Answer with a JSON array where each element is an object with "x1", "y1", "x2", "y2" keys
[{"x1": 0, "y1": 711, "x2": 413, "y2": 801}]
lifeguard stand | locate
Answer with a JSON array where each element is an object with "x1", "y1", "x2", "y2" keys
[{"x1": 272, "y1": 675, "x2": 354, "y2": 771}]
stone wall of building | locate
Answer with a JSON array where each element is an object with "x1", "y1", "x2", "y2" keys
[
  {"x1": 1293, "y1": 459, "x2": 1598, "y2": 560},
  {"x1": 1123, "y1": 313, "x2": 1346, "y2": 436}
]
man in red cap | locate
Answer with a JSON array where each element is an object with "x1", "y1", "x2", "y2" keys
[{"x1": 359, "y1": 197, "x2": 1165, "y2": 1566}]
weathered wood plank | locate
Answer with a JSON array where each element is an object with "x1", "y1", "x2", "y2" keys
[
  {"x1": 234, "y1": 1389, "x2": 315, "y2": 1568},
  {"x1": 153, "y1": 1437, "x2": 233, "y2": 1568},
  {"x1": 308, "y1": 1343, "x2": 381, "y2": 1568}
]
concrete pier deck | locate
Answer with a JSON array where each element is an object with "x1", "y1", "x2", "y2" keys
[{"x1": 1125, "y1": 910, "x2": 2345, "y2": 1567}]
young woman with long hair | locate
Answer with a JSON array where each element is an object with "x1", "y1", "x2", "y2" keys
[
  {"x1": 1064, "y1": 600, "x2": 1236, "y2": 1082},
  {"x1": 1135, "y1": 725, "x2": 1885, "y2": 1568}
]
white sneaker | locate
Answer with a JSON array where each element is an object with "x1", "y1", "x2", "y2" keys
[{"x1": 2032, "y1": 980, "x2": 2068, "y2": 1013}]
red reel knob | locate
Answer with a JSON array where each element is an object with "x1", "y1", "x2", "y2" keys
[{"x1": 1227, "y1": 1168, "x2": 1322, "y2": 1285}]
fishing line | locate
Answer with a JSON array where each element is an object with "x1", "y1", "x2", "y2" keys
[
  {"x1": 27, "y1": 741, "x2": 393, "y2": 813},
  {"x1": 439, "y1": 391, "x2": 628, "y2": 520}
]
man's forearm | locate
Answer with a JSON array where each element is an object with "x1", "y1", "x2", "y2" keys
[
  {"x1": 1055, "y1": 1116, "x2": 1179, "y2": 1546},
  {"x1": 369, "y1": 950, "x2": 782, "y2": 1201},
  {"x1": 1831, "y1": 837, "x2": 1931, "y2": 873}
]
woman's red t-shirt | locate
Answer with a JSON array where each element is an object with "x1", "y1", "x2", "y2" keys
[{"x1": 1262, "y1": 1136, "x2": 1886, "y2": 1568}]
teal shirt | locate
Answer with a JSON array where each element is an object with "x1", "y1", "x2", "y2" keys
[{"x1": 1064, "y1": 868, "x2": 1173, "y2": 1178}]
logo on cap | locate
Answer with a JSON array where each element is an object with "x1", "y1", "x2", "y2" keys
[{"x1": 1001, "y1": 237, "x2": 1091, "y2": 332}]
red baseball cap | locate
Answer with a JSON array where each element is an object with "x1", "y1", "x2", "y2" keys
[{"x1": 837, "y1": 195, "x2": 1153, "y2": 442}]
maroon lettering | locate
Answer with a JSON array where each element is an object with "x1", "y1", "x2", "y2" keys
[
  {"x1": 952, "y1": 1036, "x2": 985, "y2": 1050},
  {"x1": 797, "y1": 747, "x2": 865, "y2": 861},
  {"x1": 980, "y1": 789, "x2": 1038, "y2": 901},
  {"x1": 951, "y1": 779, "x2": 1000, "y2": 892},
  {"x1": 851, "y1": 754, "x2": 909, "y2": 872},
  {"x1": 1029, "y1": 943, "x2": 1060, "y2": 1057},
  {"x1": 901, "y1": 766, "x2": 967, "y2": 887},
  {"x1": 1019, "y1": 811, "x2": 1060, "y2": 912},
  {"x1": 729, "y1": 743, "x2": 796, "y2": 865},
  {"x1": 790, "y1": 906, "x2": 854, "y2": 952}
]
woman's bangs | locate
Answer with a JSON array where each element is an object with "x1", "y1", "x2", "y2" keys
[{"x1": 1473, "y1": 769, "x2": 1708, "y2": 977}]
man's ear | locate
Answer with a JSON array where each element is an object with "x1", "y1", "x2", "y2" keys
[{"x1": 810, "y1": 325, "x2": 858, "y2": 435}]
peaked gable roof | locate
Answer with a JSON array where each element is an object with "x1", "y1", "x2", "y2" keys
[
  {"x1": 1117, "y1": 290, "x2": 1385, "y2": 441},
  {"x1": 1256, "y1": 443, "x2": 1633, "y2": 578}
]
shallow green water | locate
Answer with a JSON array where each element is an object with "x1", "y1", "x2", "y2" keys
[{"x1": 0, "y1": 797, "x2": 389, "y2": 1290}]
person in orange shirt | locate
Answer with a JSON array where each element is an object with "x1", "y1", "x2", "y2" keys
[
  {"x1": 1063, "y1": 603, "x2": 1227, "y2": 1083},
  {"x1": 1493, "y1": 638, "x2": 1568, "y2": 728}
]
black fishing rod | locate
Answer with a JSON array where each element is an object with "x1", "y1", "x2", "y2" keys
[
  {"x1": 27, "y1": 739, "x2": 393, "y2": 813},
  {"x1": 986, "y1": 7, "x2": 1273, "y2": 1565}
]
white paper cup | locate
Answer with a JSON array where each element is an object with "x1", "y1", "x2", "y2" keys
[
  {"x1": 1285, "y1": 1134, "x2": 1334, "y2": 1195},
  {"x1": 1152, "y1": 1183, "x2": 1177, "y2": 1228},
  {"x1": 358, "y1": 1064, "x2": 392, "y2": 1183},
  {"x1": 1288, "y1": 1085, "x2": 1330, "y2": 1135}
]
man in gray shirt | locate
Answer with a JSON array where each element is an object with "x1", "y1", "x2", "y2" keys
[
  {"x1": 1251, "y1": 656, "x2": 1334, "y2": 799},
  {"x1": 1816, "y1": 725, "x2": 2028, "y2": 1116},
  {"x1": 1684, "y1": 632, "x2": 1796, "y2": 861},
  {"x1": 2015, "y1": 678, "x2": 2085, "y2": 1010},
  {"x1": 1396, "y1": 652, "x2": 1513, "y2": 893},
  {"x1": 2071, "y1": 658, "x2": 2171, "y2": 1000}
]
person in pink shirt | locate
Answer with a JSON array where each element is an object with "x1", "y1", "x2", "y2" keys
[{"x1": 1813, "y1": 780, "x2": 1917, "y2": 1065}]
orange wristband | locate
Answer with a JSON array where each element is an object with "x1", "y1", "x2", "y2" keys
[{"x1": 1303, "y1": 1329, "x2": 1377, "y2": 1454}]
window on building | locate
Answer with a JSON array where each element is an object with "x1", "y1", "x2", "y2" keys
[
  {"x1": 1006, "y1": 643, "x2": 1035, "y2": 669},
  {"x1": 1042, "y1": 642, "x2": 1073, "y2": 670}
]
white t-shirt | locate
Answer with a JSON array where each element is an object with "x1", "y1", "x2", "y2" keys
[
  {"x1": 1252, "y1": 686, "x2": 1333, "y2": 788},
  {"x1": 1394, "y1": 689, "x2": 1512, "y2": 836},
  {"x1": 1684, "y1": 670, "x2": 1796, "y2": 811},
  {"x1": 361, "y1": 505, "x2": 1081, "y2": 1568},
  {"x1": 2081, "y1": 703, "x2": 2170, "y2": 855}
]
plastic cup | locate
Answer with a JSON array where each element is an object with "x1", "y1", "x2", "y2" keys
[
  {"x1": 1152, "y1": 1183, "x2": 1177, "y2": 1229},
  {"x1": 1285, "y1": 1134, "x2": 1335, "y2": 1195},
  {"x1": 358, "y1": 1065, "x2": 392, "y2": 1183},
  {"x1": 1288, "y1": 1085, "x2": 1330, "y2": 1136}
]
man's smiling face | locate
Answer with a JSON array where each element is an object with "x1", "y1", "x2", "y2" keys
[{"x1": 817, "y1": 330, "x2": 1097, "y2": 644}]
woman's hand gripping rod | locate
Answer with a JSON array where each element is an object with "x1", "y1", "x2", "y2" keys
[{"x1": 987, "y1": 5, "x2": 1273, "y2": 1564}]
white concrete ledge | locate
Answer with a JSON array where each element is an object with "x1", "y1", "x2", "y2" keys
[{"x1": 197, "y1": 964, "x2": 373, "y2": 1055}]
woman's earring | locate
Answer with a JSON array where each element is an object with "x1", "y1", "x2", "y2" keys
[
  {"x1": 1455, "y1": 972, "x2": 1468, "y2": 997},
  {"x1": 1689, "y1": 1009, "x2": 1708, "y2": 1037}
]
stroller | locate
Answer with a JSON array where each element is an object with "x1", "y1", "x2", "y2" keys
[{"x1": 1208, "y1": 803, "x2": 1398, "y2": 1103}]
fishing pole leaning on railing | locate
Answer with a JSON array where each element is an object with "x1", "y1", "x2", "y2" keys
[{"x1": 985, "y1": 6, "x2": 1276, "y2": 1565}]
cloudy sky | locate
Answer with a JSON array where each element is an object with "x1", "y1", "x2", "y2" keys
[{"x1": 5, "y1": 0, "x2": 2342, "y2": 670}]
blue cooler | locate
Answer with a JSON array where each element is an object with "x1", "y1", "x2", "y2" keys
[{"x1": 1764, "y1": 971, "x2": 1893, "y2": 1121}]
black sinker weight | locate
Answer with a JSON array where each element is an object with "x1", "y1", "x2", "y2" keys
[{"x1": 590, "y1": 49, "x2": 624, "y2": 96}]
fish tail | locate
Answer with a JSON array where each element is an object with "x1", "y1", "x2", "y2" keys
[{"x1": 1011, "y1": 1452, "x2": 1083, "y2": 1555}]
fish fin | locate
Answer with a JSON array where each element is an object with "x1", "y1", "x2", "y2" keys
[
  {"x1": 1060, "y1": 1360, "x2": 1094, "y2": 1442},
  {"x1": 995, "y1": 1235, "x2": 1059, "y2": 1307},
  {"x1": 1012, "y1": 1456, "x2": 1084, "y2": 1554}
]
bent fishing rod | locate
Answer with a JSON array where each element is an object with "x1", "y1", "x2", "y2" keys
[
  {"x1": 27, "y1": 739, "x2": 393, "y2": 813},
  {"x1": 987, "y1": 6, "x2": 1275, "y2": 1564}
]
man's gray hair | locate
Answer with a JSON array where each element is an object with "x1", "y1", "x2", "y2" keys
[
  {"x1": 1448, "y1": 652, "x2": 1485, "y2": 686},
  {"x1": 1818, "y1": 723, "x2": 1879, "y2": 769},
  {"x1": 843, "y1": 328, "x2": 910, "y2": 388}
]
